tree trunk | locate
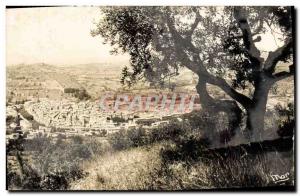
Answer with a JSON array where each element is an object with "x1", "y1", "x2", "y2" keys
[
  {"x1": 246, "y1": 105, "x2": 266, "y2": 141},
  {"x1": 196, "y1": 79, "x2": 242, "y2": 144},
  {"x1": 245, "y1": 82, "x2": 271, "y2": 141}
]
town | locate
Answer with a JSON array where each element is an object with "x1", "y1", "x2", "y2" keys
[{"x1": 6, "y1": 96, "x2": 199, "y2": 144}]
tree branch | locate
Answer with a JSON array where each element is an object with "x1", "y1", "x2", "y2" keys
[
  {"x1": 164, "y1": 9, "x2": 203, "y2": 74},
  {"x1": 165, "y1": 9, "x2": 252, "y2": 108},
  {"x1": 264, "y1": 39, "x2": 293, "y2": 73},
  {"x1": 165, "y1": 13, "x2": 201, "y2": 54},
  {"x1": 186, "y1": 10, "x2": 201, "y2": 39},
  {"x1": 205, "y1": 75, "x2": 253, "y2": 108},
  {"x1": 231, "y1": 18, "x2": 263, "y2": 42},
  {"x1": 233, "y1": 7, "x2": 263, "y2": 67}
]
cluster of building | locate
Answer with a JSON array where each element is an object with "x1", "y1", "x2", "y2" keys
[
  {"x1": 24, "y1": 98, "x2": 180, "y2": 128},
  {"x1": 6, "y1": 98, "x2": 183, "y2": 142}
]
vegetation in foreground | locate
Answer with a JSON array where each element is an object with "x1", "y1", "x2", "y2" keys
[
  {"x1": 7, "y1": 103, "x2": 294, "y2": 190},
  {"x1": 70, "y1": 105, "x2": 294, "y2": 190}
]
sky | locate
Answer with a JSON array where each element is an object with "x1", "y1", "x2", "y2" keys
[
  {"x1": 6, "y1": 7, "x2": 282, "y2": 66},
  {"x1": 6, "y1": 7, "x2": 130, "y2": 66}
]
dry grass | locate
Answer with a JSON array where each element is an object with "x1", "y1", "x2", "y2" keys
[
  {"x1": 69, "y1": 141, "x2": 294, "y2": 190},
  {"x1": 69, "y1": 109, "x2": 294, "y2": 190},
  {"x1": 70, "y1": 144, "x2": 162, "y2": 190}
]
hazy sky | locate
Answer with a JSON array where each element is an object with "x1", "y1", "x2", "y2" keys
[
  {"x1": 6, "y1": 7, "x2": 281, "y2": 66},
  {"x1": 6, "y1": 7, "x2": 130, "y2": 65}
]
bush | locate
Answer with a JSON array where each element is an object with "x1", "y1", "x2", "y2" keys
[
  {"x1": 151, "y1": 120, "x2": 210, "y2": 164},
  {"x1": 109, "y1": 128, "x2": 132, "y2": 151},
  {"x1": 108, "y1": 120, "x2": 194, "y2": 151},
  {"x1": 8, "y1": 163, "x2": 86, "y2": 190},
  {"x1": 108, "y1": 127, "x2": 149, "y2": 151},
  {"x1": 85, "y1": 138, "x2": 106, "y2": 155},
  {"x1": 64, "y1": 88, "x2": 91, "y2": 100},
  {"x1": 275, "y1": 103, "x2": 294, "y2": 137},
  {"x1": 108, "y1": 117, "x2": 213, "y2": 152},
  {"x1": 40, "y1": 172, "x2": 68, "y2": 190},
  {"x1": 126, "y1": 127, "x2": 148, "y2": 147},
  {"x1": 24, "y1": 136, "x2": 51, "y2": 152},
  {"x1": 71, "y1": 145, "x2": 92, "y2": 160},
  {"x1": 160, "y1": 135, "x2": 210, "y2": 163},
  {"x1": 8, "y1": 136, "x2": 95, "y2": 190},
  {"x1": 72, "y1": 135, "x2": 83, "y2": 144},
  {"x1": 149, "y1": 120, "x2": 186, "y2": 143},
  {"x1": 74, "y1": 89, "x2": 91, "y2": 100}
]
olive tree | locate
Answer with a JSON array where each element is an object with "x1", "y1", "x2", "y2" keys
[{"x1": 92, "y1": 6, "x2": 294, "y2": 141}]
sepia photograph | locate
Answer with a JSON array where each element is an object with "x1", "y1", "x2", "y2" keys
[{"x1": 5, "y1": 5, "x2": 295, "y2": 191}]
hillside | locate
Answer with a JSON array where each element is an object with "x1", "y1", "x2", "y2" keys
[{"x1": 70, "y1": 144, "x2": 162, "y2": 190}]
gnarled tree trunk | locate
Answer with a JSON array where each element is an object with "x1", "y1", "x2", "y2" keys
[
  {"x1": 196, "y1": 79, "x2": 242, "y2": 144},
  {"x1": 245, "y1": 80, "x2": 272, "y2": 141},
  {"x1": 197, "y1": 74, "x2": 274, "y2": 143}
]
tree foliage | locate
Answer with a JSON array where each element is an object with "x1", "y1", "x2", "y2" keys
[
  {"x1": 93, "y1": 6, "x2": 292, "y2": 88},
  {"x1": 92, "y1": 6, "x2": 294, "y2": 140}
]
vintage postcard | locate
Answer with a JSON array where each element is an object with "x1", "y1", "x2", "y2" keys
[{"x1": 6, "y1": 6, "x2": 295, "y2": 191}]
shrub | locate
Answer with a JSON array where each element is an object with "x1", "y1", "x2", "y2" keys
[
  {"x1": 275, "y1": 103, "x2": 294, "y2": 137},
  {"x1": 148, "y1": 120, "x2": 196, "y2": 144},
  {"x1": 108, "y1": 120, "x2": 195, "y2": 151},
  {"x1": 72, "y1": 135, "x2": 84, "y2": 144},
  {"x1": 108, "y1": 128, "x2": 132, "y2": 151},
  {"x1": 64, "y1": 88, "x2": 91, "y2": 100},
  {"x1": 108, "y1": 126, "x2": 152, "y2": 151},
  {"x1": 126, "y1": 127, "x2": 148, "y2": 147},
  {"x1": 8, "y1": 136, "x2": 94, "y2": 190},
  {"x1": 71, "y1": 145, "x2": 92, "y2": 160},
  {"x1": 8, "y1": 163, "x2": 86, "y2": 190},
  {"x1": 160, "y1": 136, "x2": 210, "y2": 163},
  {"x1": 85, "y1": 138, "x2": 106, "y2": 155},
  {"x1": 7, "y1": 171, "x2": 22, "y2": 189},
  {"x1": 40, "y1": 172, "x2": 68, "y2": 190},
  {"x1": 24, "y1": 136, "x2": 51, "y2": 152}
]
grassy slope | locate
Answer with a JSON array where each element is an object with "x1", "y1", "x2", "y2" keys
[
  {"x1": 70, "y1": 144, "x2": 162, "y2": 190},
  {"x1": 70, "y1": 142, "x2": 294, "y2": 190}
]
